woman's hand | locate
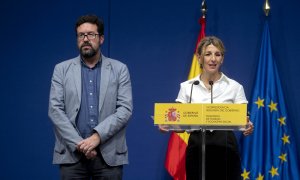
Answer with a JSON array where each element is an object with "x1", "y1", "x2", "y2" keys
[
  {"x1": 158, "y1": 124, "x2": 185, "y2": 133},
  {"x1": 243, "y1": 116, "x2": 254, "y2": 136},
  {"x1": 158, "y1": 124, "x2": 170, "y2": 133}
]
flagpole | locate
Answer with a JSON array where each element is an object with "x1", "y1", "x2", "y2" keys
[{"x1": 200, "y1": 2, "x2": 207, "y2": 180}]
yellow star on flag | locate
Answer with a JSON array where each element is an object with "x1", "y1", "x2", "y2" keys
[
  {"x1": 255, "y1": 97, "x2": 264, "y2": 109},
  {"x1": 256, "y1": 173, "x2": 264, "y2": 180},
  {"x1": 268, "y1": 100, "x2": 278, "y2": 112},
  {"x1": 279, "y1": 153, "x2": 287, "y2": 163},
  {"x1": 278, "y1": 116, "x2": 286, "y2": 126},
  {"x1": 269, "y1": 166, "x2": 279, "y2": 177},
  {"x1": 241, "y1": 168, "x2": 250, "y2": 180},
  {"x1": 281, "y1": 134, "x2": 290, "y2": 145}
]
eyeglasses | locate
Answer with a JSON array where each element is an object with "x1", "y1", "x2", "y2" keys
[{"x1": 77, "y1": 33, "x2": 99, "y2": 40}]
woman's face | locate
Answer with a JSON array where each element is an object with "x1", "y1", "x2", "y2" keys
[{"x1": 200, "y1": 44, "x2": 224, "y2": 74}]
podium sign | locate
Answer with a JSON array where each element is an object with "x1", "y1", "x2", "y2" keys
[{"x1": 154, "y1": 103, "x2": 247, "y2": 129}]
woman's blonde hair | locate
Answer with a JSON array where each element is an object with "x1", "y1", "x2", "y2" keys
[{"x1": 196, "y1": 36, "x2": 225, "y2": 56}]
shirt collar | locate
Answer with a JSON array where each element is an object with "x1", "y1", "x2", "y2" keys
[
  {"x1": 197, "y1": 72, "x2": 229, "y2": 83},
  {"x1": 216, "y1": 73, "x2": 230, "y2": 84},
  {"x1": 80, "y1": 56, "x2": 102, "y2": 69}
]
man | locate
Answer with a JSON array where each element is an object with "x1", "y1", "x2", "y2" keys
[{"x1": 48, "y1": 14, "x2": 133, "y2": 179}]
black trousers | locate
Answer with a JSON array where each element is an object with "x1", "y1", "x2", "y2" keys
[
  {"x1": 186, "y1": 131, "x2": 241, "y2": 180},
  {"x1": 60, "y1": 152, "x2": 123, "y2": 180}
]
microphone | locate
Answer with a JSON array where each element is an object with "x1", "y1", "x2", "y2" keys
[
  {"x1": 189, "y1": 80, "x2": 199, "y2": 103},
  {"x1": 209, "y1": 80, "x2": 214, "y2": 103}
]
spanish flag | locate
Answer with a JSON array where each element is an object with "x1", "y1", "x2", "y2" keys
[{"x1": 165, "y1": 15, "x2": 206, "y2": 180}]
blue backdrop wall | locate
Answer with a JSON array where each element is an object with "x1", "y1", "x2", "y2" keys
[{"x1": 1, "y1": 0, "x2": 299, "y2": 179}]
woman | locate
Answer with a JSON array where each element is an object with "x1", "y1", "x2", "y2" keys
[{"x1": 161, "y1": 36, "x2": 253, "y2": 180}]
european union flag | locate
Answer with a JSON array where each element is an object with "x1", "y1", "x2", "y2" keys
[{"x1": 239, "y1": 20, "x2": 300, "y2": 180}]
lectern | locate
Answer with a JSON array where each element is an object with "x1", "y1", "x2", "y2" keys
[{"x1": 154, "y1": 103, "x2": 247, "y2": 180}]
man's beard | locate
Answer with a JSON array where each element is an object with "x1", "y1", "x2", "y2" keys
[{"x1": 80, "y1": 43, "x2": 97, "y2": 58}]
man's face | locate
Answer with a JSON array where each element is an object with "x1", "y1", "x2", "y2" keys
[{"x1": 76, "y1": 23, "x2": 104, "y2": 58}]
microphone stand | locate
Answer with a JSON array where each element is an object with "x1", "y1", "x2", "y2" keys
[
  {"x1": 189, "y1": 81, "x2": 199, "y2": 103},
  {"x1": 209, "y1": 80, "x2": 214, "y2": 104},
  {"x1": 201, "y1": 80, "x2": 214, "y2": 180},
  {"x1": 201, "y1": 127, "x2": 206, "y2": 180}
]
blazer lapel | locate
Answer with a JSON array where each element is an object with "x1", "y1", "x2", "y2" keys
[
  {"x1": 99, "y1": 55, "x2": 111, "y2": 111},
  {"x1": 73, "y1": 56, "x2": 82, "y2": 101}
]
